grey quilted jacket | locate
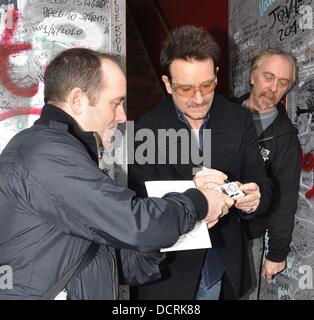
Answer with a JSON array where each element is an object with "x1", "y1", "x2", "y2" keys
[{"x1": 0, "y1": 104, "x2": 207, "y2": 300}]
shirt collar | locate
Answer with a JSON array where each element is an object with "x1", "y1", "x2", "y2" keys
[
  {"x1": 174, "y1": 106, "x2": 210, "y2": 130},
  {"x1": 174, "y1": 106, "x2": 210, "y2": 152}
]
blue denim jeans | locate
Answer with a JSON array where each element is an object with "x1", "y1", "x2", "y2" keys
[
  {"x1": 196, "y1": 249, "x2": 224, "y2": 300},
  {"x1": 196, "y1": 279, "x2": 222, "y2": 300}
]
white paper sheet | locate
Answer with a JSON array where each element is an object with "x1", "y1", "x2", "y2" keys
[{"x1": 145, "y1": 180, "x2": 211, "y2": 252}]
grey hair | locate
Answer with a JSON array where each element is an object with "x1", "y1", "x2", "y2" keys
[{"x1": 250, "y1": 48, "x2": 298, "y2": 91}]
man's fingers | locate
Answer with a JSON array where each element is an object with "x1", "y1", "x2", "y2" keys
[
  {"x1": 265, "y1": 273, "x2": 273, "y2": 280},
  {"x1": 240, "y1": 182, "x2": 259, "y2": 193},
  {"x1": 236, "y1": 206, "x2": 255, "y2": 213},
  {"x1": 235, "y1": 189, "x2": 260, "y2": 213},
  {"x1": 201, "y1": 177, "x2": 225, "y2": 187},
  {"x1": 261, "y1": 265, "x2": 273, "y2": 280},
  {"x1": 263, "y1": 260, "x2": 286, "y2": 278},
  {"x1": 206, "y1": 219, "x2": 219, "y2": 229},
  {"x1": 236, "y1": 204, "x2": 256, "y2": 211},
  {"x1": 199, "y1": 188, "x2": 233, "y2": 223},
  {"x1": 235, "y1": 192, "x2": 260, "y2": 205},
  {"x1": 224, "y1": 196, "x2": 235, "y2": 208},
  {"x1": 205, "y1": 182, "x2": 222, "y2": 190},
  {"x1": 235, "y1": 181, "x2": 242, "y2": 187},
  {"x1": 196, "y1": 168, "x2": 227, "y2": 179},
  {"x1": 235, "y1": 201, "x2": 258, "y2": 210},
  {"x1": 194, "y1": 173, "x2": 226, "y2": 188},
  {"x1": 222, "y1": 205, "x2": 229, "y2": 216}
]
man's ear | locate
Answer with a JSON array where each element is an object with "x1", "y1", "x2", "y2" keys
[
  {"x1": 215, "y1": 67, "x2": 219, "y2": 84},
  {"x1": 161, "y1": 75, "x2": 173, "y2": 95},
  {"x1": 250, "y1": 71, "x2": 255, "y2": 86},
  {"x1": 67, "y1": 87, "x2": 85, "y2": 114}
]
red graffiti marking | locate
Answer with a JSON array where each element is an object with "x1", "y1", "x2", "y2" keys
[
  {"x1": 306, "y1": 187, "x2": 314, "y2": 200},
  {"x1": 0, "y1": 108, "x2": 41, "y2": 122},
  {"x1": 0, "y1": 9, "x2": 38, "y2": 97},
  {"x1": 301, "y1": 152, "x2": 314, "y2": 173},
  {"x1": 301, "y1": 151, "x2": 314, "y2": 200}
]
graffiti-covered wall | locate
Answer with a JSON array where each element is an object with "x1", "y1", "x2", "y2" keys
[
  {"x1": 229, "y1": 0, "x2": 314, "y2": 299},
  {"x1": 0, "y1": 0, "x2": 126, "y2": 182}
]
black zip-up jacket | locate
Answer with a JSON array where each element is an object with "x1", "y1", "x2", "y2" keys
[
  {"x1": 129, "y1": 94, "x2": 272, "y2": 299},
  {"x1": 0, "y1": 104, "x2": 208, "y2": 300},
  {"x1": 238, "y1": 95, "x2": 301, "y2": 262}
]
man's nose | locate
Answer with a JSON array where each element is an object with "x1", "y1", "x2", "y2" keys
[
  {"x1": 193, "y1": 89, "x2": 205, "y2": 104},
  {"x1": 269, "y1": 80, "x2": 278, "y2": 93},
  {"x1": 116, "y1": 104, "x2": 127, "y2": 123}
]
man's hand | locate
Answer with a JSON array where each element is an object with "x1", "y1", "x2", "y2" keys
[
  {"x1": 261, "y1": 259, "x2": 286, "y2": 280},
  {"x1": 206, "y1": 219, "x2": 219, "y2": 229},
  {"x1": 194, "y1": 168, "x2": 227, "y2": 190},
  {"x1": 234, "y1": 182, "x2": 261, "y2": 213},
  {"x1": 198, "y1": 187, "x2": 234, "y2": 229}
]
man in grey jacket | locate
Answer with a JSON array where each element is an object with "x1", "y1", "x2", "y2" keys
[{"x1": 0, "y1": 48, "x2": 233, "y2": 300}]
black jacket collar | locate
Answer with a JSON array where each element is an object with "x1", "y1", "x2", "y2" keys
[
  {"x1": 34, "y1": 104, "x2": 99, "y2": 164},
  {"x1": 151, "y1": 94, "x2": 243, "y2": 178}
]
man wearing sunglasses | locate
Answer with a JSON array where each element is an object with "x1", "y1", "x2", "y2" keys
[{"x1": 128, "y1": 25, "x2": 272, "y2": 300}]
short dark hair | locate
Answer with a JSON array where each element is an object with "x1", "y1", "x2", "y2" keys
[
  {"x1": 160, "y1": 25, "x2": 221, "y2": 78},
  {"x1": 44, "y1": 48, "x2": 118, "y2": 105}
]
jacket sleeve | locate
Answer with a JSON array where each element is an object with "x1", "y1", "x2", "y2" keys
[
  {"x1": 118, "y1": 249, "x2": 166, "y2": 286},
  {"x1": 266, "y1": 133, "x2": 301, "y2": 262},
  {"x1": 11, "y1": 132, "x2": 208, "y2": 252},
  {"x1": 237, "y1": 110, "x2": 273, "y2": 220}
]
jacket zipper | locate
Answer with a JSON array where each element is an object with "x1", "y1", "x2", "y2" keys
[
  {"x1": 107, "y1": 248, "x2": 117, "y2": 300},
  {"x1": 258, "y1": 135, "x2": 274, "y2": 143},
  {"x1": 93, "y1": 134, "x2": 117, "y2": 300}
]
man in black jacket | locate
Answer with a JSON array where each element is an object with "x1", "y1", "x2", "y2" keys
[
  {"x1": 238, "y1": 49, "x2": 301, "y2": 299},
  {"x1": 0, "y1": 48, "x2": 233, "y2": 300},
  {"x1": 128, "y1": 25, "x2": 272, "y2": 300}
]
